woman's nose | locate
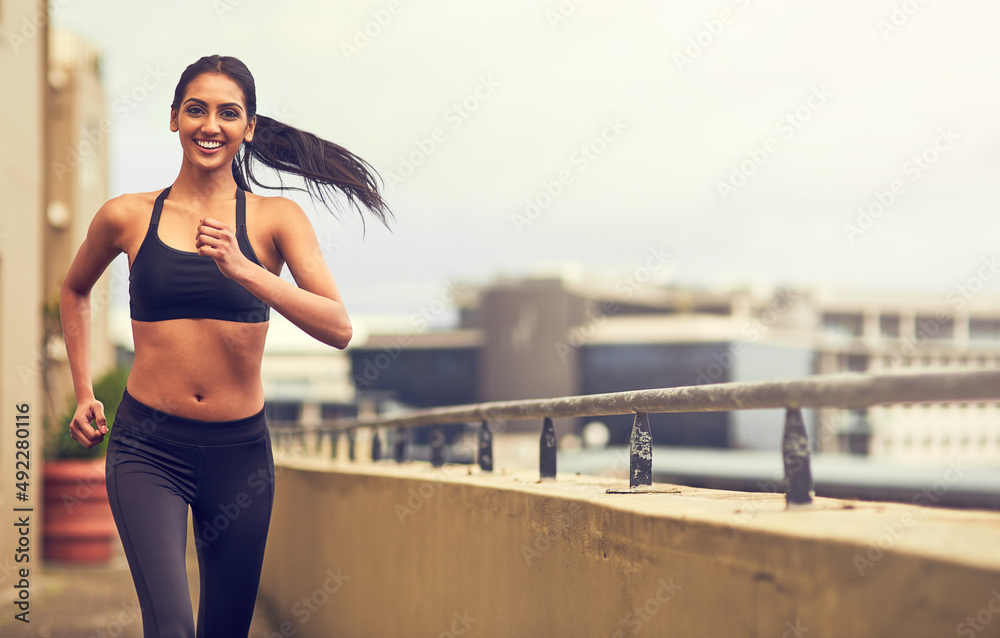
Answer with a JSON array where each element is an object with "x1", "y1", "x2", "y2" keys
[{"x1": 202, "y1": 115, "x2": 221, "y2": 134}]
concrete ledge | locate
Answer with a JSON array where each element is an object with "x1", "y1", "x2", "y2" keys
[{"x1": 259, "y1": 456, "x2": 1000, "y2": 638}]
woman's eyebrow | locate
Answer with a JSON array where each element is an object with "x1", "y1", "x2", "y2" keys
[{"x1": 182, "y1": 97, "x2": 244, "y2": 111}]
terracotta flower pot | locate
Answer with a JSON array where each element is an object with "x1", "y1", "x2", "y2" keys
[{"x1": 43, "y1": 458, "x2": 116, "y2": 564}]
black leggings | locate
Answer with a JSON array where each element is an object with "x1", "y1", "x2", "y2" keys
[{"x1": 106, "y1": 389, "x2": 274, "y2": 638}]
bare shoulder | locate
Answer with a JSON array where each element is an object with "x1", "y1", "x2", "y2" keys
[
  {"x1": 247, "y1": 192, "x2": 308, "y2": 218},
  {"x1": 95, "y1": 190, "x2": 160, "y2": 225},
  {"x1": 247, "y1": 193, "x2": 315, "y2": 235},
  {"x1": 90, "y1": 190, "x2": 162, "y2": 249}
]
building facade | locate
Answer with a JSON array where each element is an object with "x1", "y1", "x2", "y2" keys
[
  {"x1": 1, "y1": 0, "x2": 47, "y2": 605},
  {"x1": 1, "y1": 4, "x2": 112, "y2": 600},
  {"x1": 350, "y1": 275, "x2": 1000, "y2": 461}
]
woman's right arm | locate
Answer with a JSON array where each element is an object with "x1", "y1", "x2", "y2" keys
[{"x1": 60, "y1": 198, "x2": 128, "y2": 449}]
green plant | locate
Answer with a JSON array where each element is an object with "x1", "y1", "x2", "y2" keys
[{"x1": 47, "y1": 365, "x2": 130, "y2": 460}]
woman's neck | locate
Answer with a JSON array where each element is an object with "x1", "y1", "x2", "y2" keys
[{"x1": 170, "y1": 163, "x2": 240, "y2": 203}]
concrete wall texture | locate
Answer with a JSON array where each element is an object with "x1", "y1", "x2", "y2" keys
[{"x1": 259, "y1": 460, "x2": 1000, "y2": 638}]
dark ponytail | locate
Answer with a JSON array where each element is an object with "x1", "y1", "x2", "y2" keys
[
  {"x1": 235, "y1": 115, "x2": 391, "y2": 229},
  {"x1": 172, "y1": 55, "x2": 392, "y2": 229}
]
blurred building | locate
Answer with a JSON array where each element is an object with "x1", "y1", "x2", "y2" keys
[
  {"x1": 350, "y1": 275, "x2": 1000, "y2": 460},
  {"x1": 43, "y1": 29, "x2": 116, "y2": 420},
  {"x1": 257, "y1": 315, "x2": 359, "y2": 426},
  {"x1": 813, "y1": 288, "x2": 1000, "y2": 461},
  {"x1": 0, "y1": 0, "x2": 48, "y2": 602},
  {"x1": 0, "y1": 3, "x2": 113, "y2": 594}
]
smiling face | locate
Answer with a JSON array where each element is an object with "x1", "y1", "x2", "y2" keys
[{"x1": 169, "y1": 72, "x2": 256, "y2": 174}]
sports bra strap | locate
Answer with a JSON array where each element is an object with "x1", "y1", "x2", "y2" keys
[
  {"x1": 149, "y1": 187, "x2": 171, "y2": 226},
  {"x1": 236, "y1": 188, "x2": 246, "y2": 229}
]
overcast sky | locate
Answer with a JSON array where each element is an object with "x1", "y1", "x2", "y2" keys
[{"x1": 52, "y1": 0, "x2": 1000, "y2": 322}]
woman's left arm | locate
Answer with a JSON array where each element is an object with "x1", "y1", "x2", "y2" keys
[{"x1": 196, "y1": 199, "x2": 352, "y2": 349}]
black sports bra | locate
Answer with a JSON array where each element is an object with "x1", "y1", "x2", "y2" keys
[{"x1": 129, "y1": 187, "x2": 270, "y2": 323}]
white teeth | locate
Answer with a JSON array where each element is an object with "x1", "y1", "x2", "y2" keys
[{"x1": 196, "y1": 140, "x2": 223, "y2": 149}]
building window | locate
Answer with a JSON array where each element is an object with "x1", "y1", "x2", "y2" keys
[
  {"x1": 822, "y1": 313, "x2": 863, "y2": 338},
  {"x1": 915, "y1": 315, "x2": 954, "y2": 340},
  {"x1": 265, "y1": 402, "x2": 301, "y2": 425},
  {"x1": 970, "y1": 319, "x2": 1000, "y2": 342},
  {"x1": 846, "y1": 354, "x2": 868, "y2": 372},
  {"x1": 880, "y1": 315, "x2": 900, "y2": 338},
  {"x1": 321, "y1": 403, "x2": 357, "y2": 420}
]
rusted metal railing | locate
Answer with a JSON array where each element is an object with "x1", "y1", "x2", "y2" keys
[{"x1": 272, "y1": 369, "x2": 1000, "y2": 507}]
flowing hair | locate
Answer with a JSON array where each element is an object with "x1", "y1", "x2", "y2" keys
[{"x1": 170, "y1": 55, "x2": 392, "y2": 230}]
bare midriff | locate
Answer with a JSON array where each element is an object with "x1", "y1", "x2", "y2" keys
[{"x1": 127, "y1": 318, "x2": 268, "y2": 421}]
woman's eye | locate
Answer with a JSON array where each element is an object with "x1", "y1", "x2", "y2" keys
[
  {"x1": 187, "y1": 107, "x2": 204, "y2": 115},
  {"x1": 222, "y1": 110, "x2": 238, "y2": 118}
]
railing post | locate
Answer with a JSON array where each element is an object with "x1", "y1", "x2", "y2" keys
[
  {"x1": 329, "y1": 430, "x2": 339, "y2": 459},
  {"x1": 347, "y1": 429, "x2": 356, "y2": 461},
  {"x1": 783, "y1": 407, "x2": 814, "y2": 506},
  {"x1": 540, "y1": 417, "x2": 556, "y2": 480},
  {"x1": 430, "y1": 425, "x2": 445, "y2": 468},
  {"x1": 629, "y1": 412, "x2": 652, "y2": 489},
  {"x1": 478, "y1": 420, "x2": 493, "y2": 472},
  {"x1": 393, "y1": 427, "x2": 406, "y2": 464},
  {"x1": 371, "y1": 427, "x2": 382, "y2": 462}
]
